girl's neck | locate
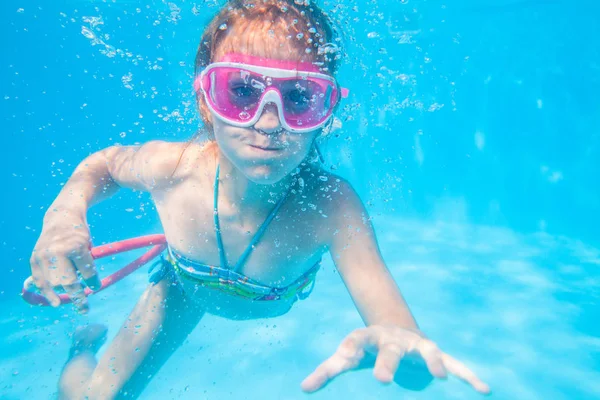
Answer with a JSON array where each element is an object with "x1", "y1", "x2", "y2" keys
[{"x1": 215, "y1": 152, "x2": 296, "y2": 218}]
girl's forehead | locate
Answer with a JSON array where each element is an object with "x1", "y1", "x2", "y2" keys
[
  {"x1": 214, "y1": 40, "x2": 310, "y2": 64},
  {"x1": 212, "y1": 22, "x2": 327, "y2": 71},
  {"x1": 214, "y1": 52, "x2": 322, "y2": 73}
]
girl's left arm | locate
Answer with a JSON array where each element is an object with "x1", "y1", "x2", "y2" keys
[
  {"x1": 325, "y1": 180, "x2": 419, "y2": 331},
  {"x1": 301, "y1": 178, "x2": 490, "y2": 395}
]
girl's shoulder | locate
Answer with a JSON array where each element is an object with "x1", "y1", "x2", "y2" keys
[
  {"x1": 299, "y1": 167, "x2": 367, "y2": 241},
  {"x1": 300, "y1": 166, "x2": 361, "y2": 210},
  {"x1": 161, "y1": 139, "x2": 218, "y2": 180},
  {"x1": 134, "y1": 139, "x2": 217, "y2": 192}
]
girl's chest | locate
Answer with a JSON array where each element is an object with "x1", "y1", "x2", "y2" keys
[{"x1": 152, "y1": 181, "x2": 328, "y2": 287}]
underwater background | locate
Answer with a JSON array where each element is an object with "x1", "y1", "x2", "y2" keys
[{"x1": 1, "y1": 0, "x2": 599, "y2": 398}]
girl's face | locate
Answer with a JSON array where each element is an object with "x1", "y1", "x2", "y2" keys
[
  {"x1": 207, "y1": 46, "x2": 327, "y2": 184},
  {"x1": 200, "y1": 19, "x2": 340, "y2": 184},
  {"x1": 212, "y1": 100, "x2": 319, "y2": 184}
]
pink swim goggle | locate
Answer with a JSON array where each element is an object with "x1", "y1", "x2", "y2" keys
[{"x1": 194, "y1": 54, "x2": 349, "y2": 133}]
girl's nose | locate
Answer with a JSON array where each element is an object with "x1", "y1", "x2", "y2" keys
[{"x1": 253, "y1": 103, "x2": 283, "y2": 134}]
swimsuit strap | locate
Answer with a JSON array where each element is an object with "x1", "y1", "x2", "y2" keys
[
  {"x1": 213, "y1": 164, "x2": 228, "y2": 269},
  {"x1": 213, "y1": 164, "x2": 294, "y2": 272}
]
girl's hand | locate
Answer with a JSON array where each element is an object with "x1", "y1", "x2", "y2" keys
[
  {"x1": 29, "y1": 205, "x2": 100, "y2": 313},
  {"x1": 301, "y1": 324, "x2": 490, "y2": 395}
]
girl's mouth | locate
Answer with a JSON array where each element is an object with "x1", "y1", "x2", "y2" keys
[{"x1": 249, "y1": 144, "x2": 285, "y2": 152}]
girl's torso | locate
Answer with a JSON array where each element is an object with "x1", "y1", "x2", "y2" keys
[{"x1": 150, "y1": 142, "x2": 336, "y2": 318}]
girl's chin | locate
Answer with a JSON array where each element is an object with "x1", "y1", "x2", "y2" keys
[{"x1": 240, "y1": 163, "x2": 294, "y2": 185}]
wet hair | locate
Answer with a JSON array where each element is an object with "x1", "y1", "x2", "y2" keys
[
  {"x1": 173, "y1": 0, "x2": 343, "y2": 173},
  {"x1": 196, "y1": 0, "x2": 341, "y2": 74}
]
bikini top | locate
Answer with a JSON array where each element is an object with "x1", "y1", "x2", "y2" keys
[{"x1": 166, "y1": 164, "x2": 320, "y2": 301}]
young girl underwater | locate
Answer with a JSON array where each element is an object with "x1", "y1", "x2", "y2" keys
[{"x1": 28, "y1": 1, "x2": 490, "y2": 398}]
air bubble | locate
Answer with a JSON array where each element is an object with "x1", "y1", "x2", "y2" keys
[
  {"x1": 317, "y1": 43, "x2": 339, "y2": 55},
  {"x1": 251, "y1": 79, "x2": 266, "y2": 90},
  {"x1": 121, "y1": 73, "x2": 133, "y2": 90},
  {"x1": 82, "y1": 16, "x2": 104, "y2": 29},
  {"x1": 81, "y1": 26, "x2": 96, "y2": 40}
]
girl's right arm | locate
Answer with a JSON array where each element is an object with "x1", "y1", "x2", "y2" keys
[{"x1": 30, "y1": 140, "x2": 191, "y2": 313}]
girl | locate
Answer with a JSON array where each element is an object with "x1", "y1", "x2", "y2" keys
[{"x1": 29, "y1": 1, "x2": 490, "y2": 398}]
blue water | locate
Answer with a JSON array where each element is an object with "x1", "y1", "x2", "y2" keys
[{"x1": 1, "y1": 0, "x2": 599, "y2": 399}]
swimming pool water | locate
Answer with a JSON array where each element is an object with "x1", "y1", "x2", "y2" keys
[{"x1": 2, "y1": 0, "x2": 599, "y2": 399}]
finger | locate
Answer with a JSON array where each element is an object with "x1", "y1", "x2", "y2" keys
[
  {"x1": 30, "y1": 255, "x2": 61, "y2": 307},
  {"x1": 45, "y1": 256, "x2": 90, "y2": 313},
  {"x1": 442, "y1": 353, "x2": 491, "y2": 395},
  {"x1": 373, "y1": 342, "x2": 405, "y2": 383},
  {"x1": 301, "y1": 351, "x2": 364, "y2": 392},
  {"x1": 301, "y1": 330, "x2": 371, "y2": 392},
  {"x1": 62, "y1": 281, "x2": 89, "y2": 314},
  {"x1": 23, "y1": 276, "x2": 37, "y2": 291},
  {"x1": 69, "y1": 248, "x2": 101, "y2": 291},
  {"x1": 417, "y1": 339, "x2": 448, "y2": 379}
]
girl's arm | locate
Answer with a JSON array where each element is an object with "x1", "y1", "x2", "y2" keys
[
  {"x1": 31, "y1": 141, "x2": 192, "y2": 312},
  {"x1": 302, "y1": 177, "x2": 490, "y2": 395},
  {"x1": 326, "y1": 178, "x2": 420, "y2": 332},
  {"x1": 51, "y1": 140, "x2": 190, "y2": 211}
]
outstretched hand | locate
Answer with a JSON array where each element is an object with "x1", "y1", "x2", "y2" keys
[{"x1": 301, "y1": 325, "x2": 490, "y2": 395}]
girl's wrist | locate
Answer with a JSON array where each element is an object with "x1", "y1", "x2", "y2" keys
[
  {"x1": 45, "y1": 199, "x2": 88, "y2": 223},
  {"x1": 402, "y1": 326, "x2": 427, "y2": 339}
]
